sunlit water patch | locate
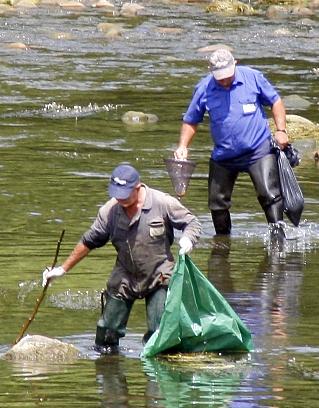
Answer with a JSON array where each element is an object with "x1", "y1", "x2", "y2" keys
[
  {"x1": 1, "y1": 102, "x2": 122, "y2": 119},
  {"x1": 41, "y1": 102, "x2": 121, "y2": 118},
  {"x1": 68, "y1": 171, "x2": 110, "y2": 178},
  {"x1": 61, "y1": 137, "x2": 127, "y2": 150},
  {"x1": 288, "y1": 354, "x2": 319, "y2": 381},
  {"x1": 48, "y1": 289, "x2": 101, "y2": 310},
  {"x1": 17, "y1": 280, "x2": 39, "y2": 302}
]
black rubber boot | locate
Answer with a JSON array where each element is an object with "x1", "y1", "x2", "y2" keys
[
  {"x1": 268, "y1": 221, "x2": 286, "y2": 252},
  {"x1": 262, "y1": 197, "x2": 284, "y2": 224},
  {"x1": 94, "y1": 293, "x2": 132, "y2": 353},
  {"x1": 211, "y1": 209, "x2": 232, "y2": 235}
]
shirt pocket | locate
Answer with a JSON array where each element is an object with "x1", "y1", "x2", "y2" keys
[
  {"x1": 149, "y1": 218, "x2": 165, "y2": 239},
  {"x1": 206, "y1": 98, "x2": 227, "y2": 121},
  {"x1": 239, "y1": 97, "x2": 257, "y2": 115}
]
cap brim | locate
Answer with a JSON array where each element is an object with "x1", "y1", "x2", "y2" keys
[
  {"x1": 108, "y1": 184, "x2": 133, "y2": 200},
  {"x1": 212, "y1": 63, "x2": 235, "y2": 80}
]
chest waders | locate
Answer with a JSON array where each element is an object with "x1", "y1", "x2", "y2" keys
[{"x1": 208, "y1": 153, "x2": 283, "y2": 235}]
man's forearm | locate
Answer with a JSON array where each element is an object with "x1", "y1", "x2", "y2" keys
[
  {"x1": 62, "y1": 242, "x2": 90, "y2": 272},
  {"x1": 178, "y1": 123, "x2": 197, "y2": 148},
  {"x1": 272, "y1": 98, "x2": 288, "y2": 148},
  {"x1": 175, "y1": 123, "x2": 197, "y2": 160}
]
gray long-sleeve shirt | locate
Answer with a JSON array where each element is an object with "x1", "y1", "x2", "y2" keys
[{"x1": 81, "y1": 184, "x2": 201, "y2": 300}]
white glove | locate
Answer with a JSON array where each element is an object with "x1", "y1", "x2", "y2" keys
[
  {"x1": 42, "y1": 266, "x2": 66, "y2": 287},
  {"x1": 179, "y1": 236, "x2": 193, "y2": 255}
]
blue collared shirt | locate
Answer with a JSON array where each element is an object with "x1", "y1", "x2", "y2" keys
[{"x1": 183, "y1": 66, "x2": 280, "y2": 164}]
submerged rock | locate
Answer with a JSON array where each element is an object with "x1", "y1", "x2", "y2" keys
[
  {"x1": 284, "y1": 94, "x2": 312, "y2": 110},
  {"x1": 15, "y1": 0, "x2": 38, "y2": 8},
  {"x1": 120, "y1": 2, "x2": 144, "y2": 17},
  {"x1": 3, "y1": 335, "x2": 82, "y2": 362},
  {"x1": 97, "y1": 22, "x2": 125, "y2": 38},
  {"x1": 6, "y1": 42, "x2": 29, "y2": 50},
  {"x1": 266, "y1": 3, "x2": 314, "y2": 19},
  {"x1": 197, "y1": 43, "x2": 233, "y2": 54},
  {"x1": 91, "y1": 0, "x2": 115, "y2": 10},
  {"x1": 59, "y1": 1, "x2": 86, "y2": 10},
  {"x1": 266, "y1": 5, "x2": 291, "y2": 19},
  {"x1": 121, "y1": 111, "x2": 159, "y2": 125}
]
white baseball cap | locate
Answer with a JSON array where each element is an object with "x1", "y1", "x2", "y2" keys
[{"x1": 209, "y1": 48, "x2": 236, "y2": 80}]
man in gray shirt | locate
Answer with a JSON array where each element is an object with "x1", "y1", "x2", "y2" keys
[{"x1": 43, "y1": 164, "x2": 201, "y2": 353}]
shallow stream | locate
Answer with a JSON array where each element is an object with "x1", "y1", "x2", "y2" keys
[{"x1": 0, "y1": 1, "x2": 319, "y2": 407}]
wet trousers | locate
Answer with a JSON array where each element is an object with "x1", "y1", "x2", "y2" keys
[
  {"x1": 208, "y1": 153, "x2": 283, "y2": 235},
  {"x1": 95, "y1": 287, "x2": 167, "y2": 347}
]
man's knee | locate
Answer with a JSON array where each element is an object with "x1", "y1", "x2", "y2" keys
[
  {"x1": 259, "y1": 195, "x2": 283, "y2": 223},
  {"x1": 95, "y1": 294, "x2": 132, "y2": 347},
  {"x1": 146, "y1": 288, "x2": 167, "y2": 333},
  {"x1": 208, "y1": 160, "x2": 236, "y2": 212},
  {"x1": 250, "y1": 153, "x2": 283, "y2": 223}
]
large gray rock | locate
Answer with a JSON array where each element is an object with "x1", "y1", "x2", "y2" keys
[{"x1": 2, "y1": 335, "x2": 82, "y2": 362}]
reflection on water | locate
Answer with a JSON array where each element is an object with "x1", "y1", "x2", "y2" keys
[
  {"x1": 142, "y1": 355, "x2": 249, "y2": 408},
  {"x1": 207, "y1": 232, "x2": 306, "y2": 342},
  {"x1": 1, "y1": 0, "x2": 319, "y2": 407},
  {"x1": 2, "y1": 229, "x2": 318, "y2": 407}
]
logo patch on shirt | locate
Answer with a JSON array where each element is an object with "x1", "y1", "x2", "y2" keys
[{"x1": 242, "y1": 103, "x2": 256, "y2": 114}]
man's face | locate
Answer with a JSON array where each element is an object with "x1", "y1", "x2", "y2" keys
[
  {"x1": 215, "y1": 75, "x2": 234, "y2": 89},
  {"x1": 116, "y1": 185, "x2": 140, "y2": 208}
]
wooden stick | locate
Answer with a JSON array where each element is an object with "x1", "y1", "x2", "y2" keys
[{"x1": 14, "y1": 229, "x2": 65, "y2": 345}]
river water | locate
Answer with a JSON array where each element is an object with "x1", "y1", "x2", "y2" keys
[{"x1": 0, "y1": 1, "x2": 319, "y2": 407}]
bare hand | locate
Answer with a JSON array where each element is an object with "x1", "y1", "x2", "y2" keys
[
  {"x1": 274, "y1": 130, "x2": 289, "y2": 149},
  {"x1": 174, "y1": 146, "x2": 188, "y2": 160}
]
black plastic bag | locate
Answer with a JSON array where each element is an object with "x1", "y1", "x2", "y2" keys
[
  {"x1": 275, "y1": 146, "x2": 304, "y2": 226},
  {"x1": 283, "y1": 144, "x2": 301, "y2": 168}
]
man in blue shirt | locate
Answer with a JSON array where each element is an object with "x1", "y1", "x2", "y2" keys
[{"x1": 175, "y1": 48, "x2": 289, "y2": 235}]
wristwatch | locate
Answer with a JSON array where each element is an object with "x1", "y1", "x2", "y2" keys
[{"x1": 276, "y1": 129, "x2": 287, "y2": 133}]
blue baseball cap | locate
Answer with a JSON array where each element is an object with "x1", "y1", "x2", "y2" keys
[{"x1": 108, "y1": 164, "x2": 140, "y2": 199}]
